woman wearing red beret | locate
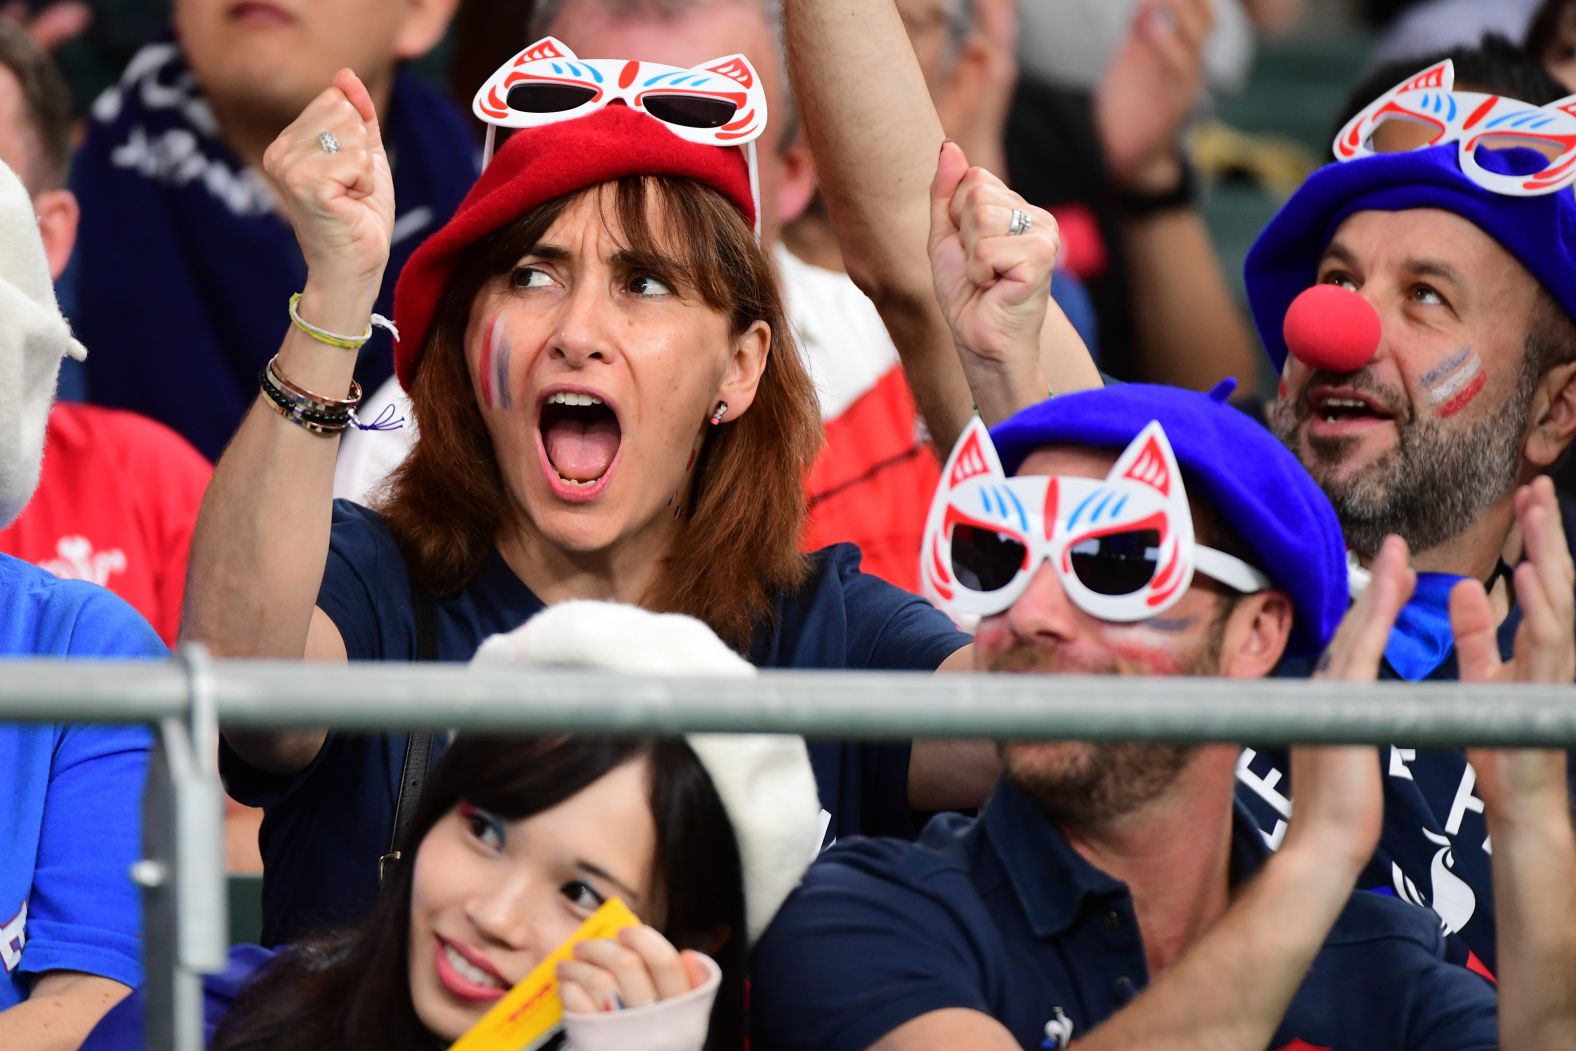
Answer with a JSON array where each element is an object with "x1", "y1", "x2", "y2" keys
[{"x1": 181, "y1": 47, "x2": 985, "y2": 944}]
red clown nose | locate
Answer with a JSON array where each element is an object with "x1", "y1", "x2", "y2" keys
[{"x1": 1282, "y1": 285, "x2": 1382, "y2": 374}]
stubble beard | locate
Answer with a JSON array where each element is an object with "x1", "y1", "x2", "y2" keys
[
  {"x1": 1269, "y1": 363, "x2": 1537, "y2": 558},
  {"x1": 994, "y1": 620, "x2": 1224, "y2": 829}
]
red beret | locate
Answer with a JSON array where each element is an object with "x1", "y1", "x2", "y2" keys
[{"x1": 392, "y1": 105, "x2": 756, "y2": 387}]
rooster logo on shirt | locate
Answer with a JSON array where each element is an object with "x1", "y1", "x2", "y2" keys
[
  {"x1": 1391, "y1": 827, "x2": 1477, "y2": 935},
  {"x1": 1041, "y1": 1006, "x2": 1074, "y2": 1049}
]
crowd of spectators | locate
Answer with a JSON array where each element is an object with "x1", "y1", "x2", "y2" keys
[{"x1": 1, "y1": 0, "x2": 1574, "y2": 1048}]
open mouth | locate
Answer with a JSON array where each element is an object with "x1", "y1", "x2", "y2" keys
[
  {"x1": 538, "y1": 390, "x2": 622, "y2": 490},
  {"x1": 1309, "y1": 387, "x2": 1395, "y2": 427}
]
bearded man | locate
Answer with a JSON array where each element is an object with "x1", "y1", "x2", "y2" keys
[
  {"x1": 1231, "y1": 61, "x2": 1576, "y2": 976},
  {"x1": 751, "y1": 383, "x2": 1576, "y2": 1050}
]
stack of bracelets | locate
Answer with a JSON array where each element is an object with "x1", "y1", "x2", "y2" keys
[
  {"x1": 259, "y1": 356, "x2": 364, "y2": 436},
  {"x1": 260, "y1": 293, "x2": 393, "y2": 436}
]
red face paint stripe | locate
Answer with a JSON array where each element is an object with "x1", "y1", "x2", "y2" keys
[
  {"x1": 478, "y1": 318, "x2": 497, "y2": 408},
  {"x1": 1437, "y1": 372, "x2": 1486, "y2": 418},
  {"x1": 1461, "y1": 94, "x2": 1499, "y2": 130}
]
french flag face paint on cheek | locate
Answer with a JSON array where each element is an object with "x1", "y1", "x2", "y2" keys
[
  {"x1": 1420, "y1": 346, "x2": 1485, "y2": 418},
  {"x1": 478, "y1": 316, "x2": 514, "y2": 411},
  {"x1": 492, "y1": 325, "x2": 514, "y2": 411}
]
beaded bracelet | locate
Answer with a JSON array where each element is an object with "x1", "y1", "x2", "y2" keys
[
  {"x1": 288, "y1": 293, "x2": 401, "y2": 350},
  {"x1": 259, "y1": 381, "x2": 350, "y2": 436}
]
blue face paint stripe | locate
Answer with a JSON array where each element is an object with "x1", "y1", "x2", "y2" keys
[
  {"x1": 1005, "y1": 486, "x2": 1029, "y2": 535},
  {"x1": 1420, "y1": 346, "x2": 1471, "y2": 387},
  {"x1": 1067, "y1": 489, "x2": 1101, "y2": 530}
]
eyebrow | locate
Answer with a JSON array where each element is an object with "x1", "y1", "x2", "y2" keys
[
  {"x1": 1399, "y1": 258, "x2": 1463, "y2": 289},
  {"x1": 578, "y1": 860, "x2": 642, "y2": 904},
  {"x1": 1319, "y1": 243, "x2": 1465, "y2": 291},
  {"x1": 1318, "y1": 241, "x2": 1359, "y2": 273}
]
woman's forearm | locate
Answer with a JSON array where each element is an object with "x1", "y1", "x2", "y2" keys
[{"x1": 181, "y1": 291, "x2": 366, "y2": 659}]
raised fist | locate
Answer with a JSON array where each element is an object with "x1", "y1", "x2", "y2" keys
[
  {"x1": 262, "y1": 68, "x2": 395, "y2": 311},
  {"x1": 927, "y1": 140, "x2": 1059, "y2": 376}
]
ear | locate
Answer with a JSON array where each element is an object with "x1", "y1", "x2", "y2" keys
[
  {"x1": 32, "y1": 188, "x2": 78, "y2": 282},
  {"x1": 1522, "y1": 359, "x2": 1576, "y2": 470},
  {"x1": 715, "y1": 320, "x2": 771, "y2": 420},
  {"x1": 392, "y1": 0, "x2": 460, "y2": 63},
  {"x1": 775, "y1": 130, "x2": 818, "y2": 228},
  {"x1": 1218, "y1": 590, "x2": 1294, "y2": 679}
]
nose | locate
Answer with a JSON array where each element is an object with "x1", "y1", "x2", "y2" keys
[
  {"x1": 998, "y1": 561, "x2": 1081, "y2": 645},
  {"x1": 550, "y1": 282, "x2": 616, "y2": 369},
  {"x1": 464, "y1": 872, "x2": 545, "y2": 952},
  {"x1": 1282, "y1": 284, "x2": 1382, "y2": 374}
]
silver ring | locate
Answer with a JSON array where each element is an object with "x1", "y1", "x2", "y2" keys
[
  {"x1": 1007, "y1": 208, "x2": 1033, "y2": 236},
  {"x1": 318, "y1": 131, "x2": 341, "y2": 154}
]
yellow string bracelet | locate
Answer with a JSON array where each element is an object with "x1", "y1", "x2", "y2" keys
[{"x1": 288, "y1": 293, "x2": 401, "y2": 350}]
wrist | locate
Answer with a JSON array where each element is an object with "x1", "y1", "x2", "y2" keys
[
  {"x1": 961, "y1": 356, "x2": 1051, "y2": 423},
  {"x1": 297, "y1": 283, "x2": 382, "y2": 337},
  {"x1": 1116, "y1": 155, "x2": 1197, "y2": 217}
]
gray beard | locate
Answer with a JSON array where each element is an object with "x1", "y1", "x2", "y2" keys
[{"x1": 1270, "y1": 364, "x2": 1536, "y2": 558}]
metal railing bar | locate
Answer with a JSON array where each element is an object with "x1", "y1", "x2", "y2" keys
[{"x1": 0, "y1": 658, "x2": 1572, "y2": 745}]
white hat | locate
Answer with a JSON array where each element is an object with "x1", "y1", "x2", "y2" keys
[
  {"x1": 0, "y1": 157, "x2": 82, "y2": 529},
  {"x1": 472, "y1": 602, "x2": 823, "y2": 945}
]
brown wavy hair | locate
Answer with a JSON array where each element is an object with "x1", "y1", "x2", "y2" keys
[{"x1": 377, "y1": 175, "x2": 821, "y2": 651}]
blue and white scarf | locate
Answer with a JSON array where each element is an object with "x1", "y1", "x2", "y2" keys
[{"x1": 69, "y1": 43, "x2": 477, "y2": 460}]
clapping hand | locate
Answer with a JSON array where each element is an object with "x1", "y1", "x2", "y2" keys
[
  {"x1": 1452, "y1": 477, "x2": 1574, "y2": 820},
  {"x1": 1287, "y1": 536, "x2": 1416, "y2": 875},
  {"x1": 1095, "y1": 0, "x2": 1213, "y2": 194}
]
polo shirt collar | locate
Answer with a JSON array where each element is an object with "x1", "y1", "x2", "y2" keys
[{"x1": 983, "y1": 776, "x2": 1275, "y2": 940}]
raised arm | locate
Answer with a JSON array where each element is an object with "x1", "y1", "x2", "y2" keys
[
  {"x1": 1094, "y1": 0, "x2": 1257, "y2": 390},
  {"x1": 1452, "y1": 477, "x2": 1576, "y2": 1050},
  {"x1": 182, "y1": 69, "x2": 393, "y2": 774},
  {"x1": 784, "y1": 0, "x2": 1099, "y2": 450}
]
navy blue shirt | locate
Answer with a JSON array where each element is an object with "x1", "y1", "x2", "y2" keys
[
  {"x1": 752, "y1": 778, "x2": 1498, "y2": 1051},
  {"x1": 1240, "y1": 604, "x2": 1576, "y2": 978},
  {"x1": 221, "y1": 501, "x2": 969, "y2": 945}
]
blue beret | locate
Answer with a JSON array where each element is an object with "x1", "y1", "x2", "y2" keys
[
  {"x1": 1245, "y1": 144, "x2": 1576, "y2": 370},
  {"x1": 990, "y1": 383, "x2": 1347, "y2": 656}
]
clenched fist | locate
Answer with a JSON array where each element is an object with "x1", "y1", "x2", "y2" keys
[
  {"x1": 263, "y1": 68, "x2": 396, "y2": 322},
  {"x1": 927, "y1": 140, "x2": 1059, "y2": 379}
]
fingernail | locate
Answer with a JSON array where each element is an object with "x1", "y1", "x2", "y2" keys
[{"x1": 940, "y1": 138, "x2": 955, "y2": 153}]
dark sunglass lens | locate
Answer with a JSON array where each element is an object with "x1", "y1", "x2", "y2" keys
[
  {"x1": 642, "y1": 94, "x2": 739, "y2": 128},
  {"x1": 950, "y1": 524, "x2": 1026, "y2": 593},
  {"x1": 506, "y1": 82, "x2": 598, "y2": 113},
  {"x1": 1068, "y1": 529, "x2": 1161, "y2": 596}
]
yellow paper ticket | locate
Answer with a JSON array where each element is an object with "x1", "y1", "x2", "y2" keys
[{"x1": 449, "y1": 897, "x2": 641, "y2": 1051}]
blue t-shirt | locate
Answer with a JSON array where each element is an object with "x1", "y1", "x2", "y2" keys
[
  {"x1": 1239, "y1": 603, "x2": 1576, "y2": 978},
  {"x1": 0, "y1": 554, "x2": 167, "y2": 1010},
  {"x1": 222, "y1": 501, "x2": 969, "y2": 945},
  {"x1": 82, "y1": 944, "x2": 276, "y2": 1050},
  {"x1": 752, "y1": 777, "x2": 1498, "y2": 1051}
]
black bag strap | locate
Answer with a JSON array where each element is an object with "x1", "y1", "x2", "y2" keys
[{"x1": 379, "y1": 585, "x2": 440, "y2": 884}]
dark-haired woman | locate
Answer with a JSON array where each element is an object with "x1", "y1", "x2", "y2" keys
[
  {"x1": 86, "y1": 604, "x2": 822, "y2": 1051},
  {"x1": 181, "y1": 55, "x2": 987, "y2": 946}
]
